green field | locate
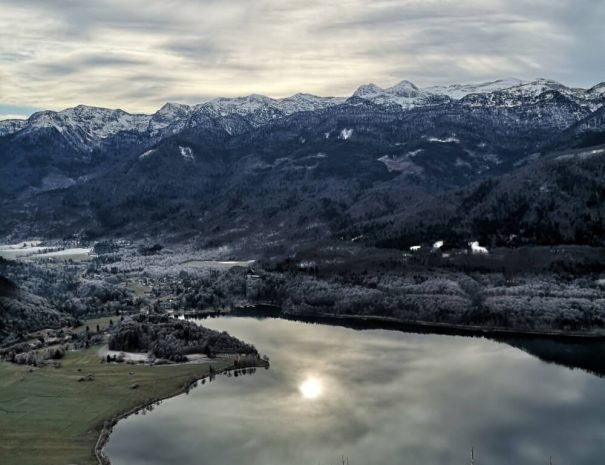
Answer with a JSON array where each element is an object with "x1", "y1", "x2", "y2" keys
[
  {"x1": 0, "y1": 347, "x2": 229, "y2": 465},
  {"x1": 25, "y1": 316, "x2": 117, "y2": 344},
  {"x1": 71, "y1": 316, "x2": 117, "y2": 335}
]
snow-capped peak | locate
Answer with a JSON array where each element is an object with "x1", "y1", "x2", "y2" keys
[
  {"x1": 387, "y1": 80, "x2": 421, "y2": 97},
  {"x1": 196, "y1": 92, "x2": 344, "y2": 126},
  {"x1": 352, "y1": 80, "x2": 430, "y2": 108},
  {"x1": 205, "y1": 94, "x2": 274, "y2": 110},
  {"x1": 14, "y1": 105, "x2": 152, "y2": 151},
  {"x1": 0, "y1": 118, "x2": 27, "y2": 136},
  {"x1": 353, "y1": 80, "x2": 423, "y2": 100},
  {"x1": 276, "y1": 93, "x2": 346, "y2": 114},
  {"x1": 501, "y1": 78, "x2": 567, "y2": 98},
  {"x1": 588, "y1": 82, "x2": 605, "y2": 95},
  {"x1": 157, "y1": 102, "x2": 192, "y2": 115},
  {"x1": 425, "y1": 78, "x2": 525, "y2": 99},
  {"x1": 353, "y1": 83, "x2": 385, "y2": 98},
  {"x1": 148, "y1": 103, "x2": 192, "y2": 136},
  {"x1": 2, "y1": 77, "x2": 603, "y2": 151},
  {"x1": 201, "y1": 94, "x2": 275, "y2": 114}
]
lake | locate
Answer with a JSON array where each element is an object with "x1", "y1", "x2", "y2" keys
[{"x1": 106, "y1": 317, "x2": 605, "y2": 465}]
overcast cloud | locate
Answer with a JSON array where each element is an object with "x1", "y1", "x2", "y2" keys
[{"x1": 0, "y1": 0, "x2": 603, "y2": 118}]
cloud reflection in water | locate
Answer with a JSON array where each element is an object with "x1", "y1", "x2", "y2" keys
[{"x1": 106, "y1": 317, "x2": 605, "y2": 465}]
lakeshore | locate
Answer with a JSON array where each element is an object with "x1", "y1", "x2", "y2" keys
[
  {"x1": 105, "y1": 316, "x2": 605, "y2": 465},
  {"x1": 280, "y1": 311, "x2": 605, "y2": 340},
  {"x1": 0, "y1": 345, "x2": 266, "y2": 465},
  {"x1": 190, "y1": 306, "x2": 605, "y2": 341}
]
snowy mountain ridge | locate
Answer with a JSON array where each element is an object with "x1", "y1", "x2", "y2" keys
[
  {"x1": 1, "y1": 78, "x2": 603, "y2": 153},
  {"x1": 424, "y1": 78, "x2": 525, "y2": 99},
  {"x1": 353, "y1": 78, "x2": 605, "y2": 111}
]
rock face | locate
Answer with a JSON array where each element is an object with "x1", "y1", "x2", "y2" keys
[{"x1": 0, "y1": 78, "x2": 604, "y2": 247}]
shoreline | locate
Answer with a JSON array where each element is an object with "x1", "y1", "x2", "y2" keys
[
  {"x1": 93, "y1": 311, "x2": 605, "y2": 464},
  {"x1": 94, "y1": 357, "x2": 269, "y2": 465},
  {"x1": 217, "y1": 307, "x2": 605, "y2": 341},
  {"x1": 284, "y1": 312, "x2": 605, "y2": 341}
]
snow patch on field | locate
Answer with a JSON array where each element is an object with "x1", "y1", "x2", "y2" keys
[
  {"x1": 338, "y1": 128, "x2": 353, "y2": 140},
  {"x1": 469, "y1": 241, "x2": 489, "y2": 254},
  {"x1": 33, "y1": 248, "x2": 92, "y2": 260},
  {"x1": 0, "y1": 242, "x2": 45, "y2": 259},
  {"x1": 179, "y1": 146, "x2": 195, "y2": 161},
  {"x1": 98, "y1": 346, "x2": 150, "y2": 362},
  {"x1": 556, "y1": 147, "x2": 605, "y2": 161},
  {"x1": 139, "y1": 149, "x2": 156, "y2": 160},
  {"x1": 0, "y1": 241, "x2": 42, "y2": 249},
  {"x1": 181, "y1": 260, "x2": 255, "y2": 269},
  {"x1": 407, "y1": 149, "x2": 423, "y2": 157},
  {"x1": 428, "y1": 136, "x2": 460, "y2": 143},
  {"x1": 0, "y1": 243, "x2": 92, "y2": 261},
  {"x1": 455, "y1": 158, "x2": 471, "y2": 168},
  {"x1": 377, "y1": 155, "x2": 421, "y2": 173}
]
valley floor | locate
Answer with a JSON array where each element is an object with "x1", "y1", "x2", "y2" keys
[{"x1": 1, "y1": 239, "x2": 605, "y2": 465}]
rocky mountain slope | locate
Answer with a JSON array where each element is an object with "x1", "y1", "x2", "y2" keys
[
  {"x1": 1, "y1": 78, "x2": 604, "y2": 249},
  {"x1": 359, "y1": 143, "x2": 605, "y2": 250}
]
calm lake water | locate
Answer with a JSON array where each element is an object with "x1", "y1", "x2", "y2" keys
[{"x1": 106, "y1": 317, "x2": 605, "y2": 465}]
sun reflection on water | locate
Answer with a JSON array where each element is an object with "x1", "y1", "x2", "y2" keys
[{"x1": 299, "y1": 376, "x2": 323, "y2": 400}]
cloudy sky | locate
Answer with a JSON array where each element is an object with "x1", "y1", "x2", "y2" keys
[{"x1": 0, "y1": 0, "x2": 603, "y2": 119}]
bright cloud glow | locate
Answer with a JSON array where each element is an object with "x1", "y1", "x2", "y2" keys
[{"x1": 299, "y1": 376, "x2": 323, "y2": 400}]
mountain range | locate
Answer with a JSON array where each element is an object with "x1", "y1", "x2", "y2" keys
[{"x1": 1, "y1": 78, "x2": 604, "y2": 251}]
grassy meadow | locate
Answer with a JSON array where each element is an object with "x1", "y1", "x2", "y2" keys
[{"x1": 0, "y1": 347, "x2": 229, "y2": 465}]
